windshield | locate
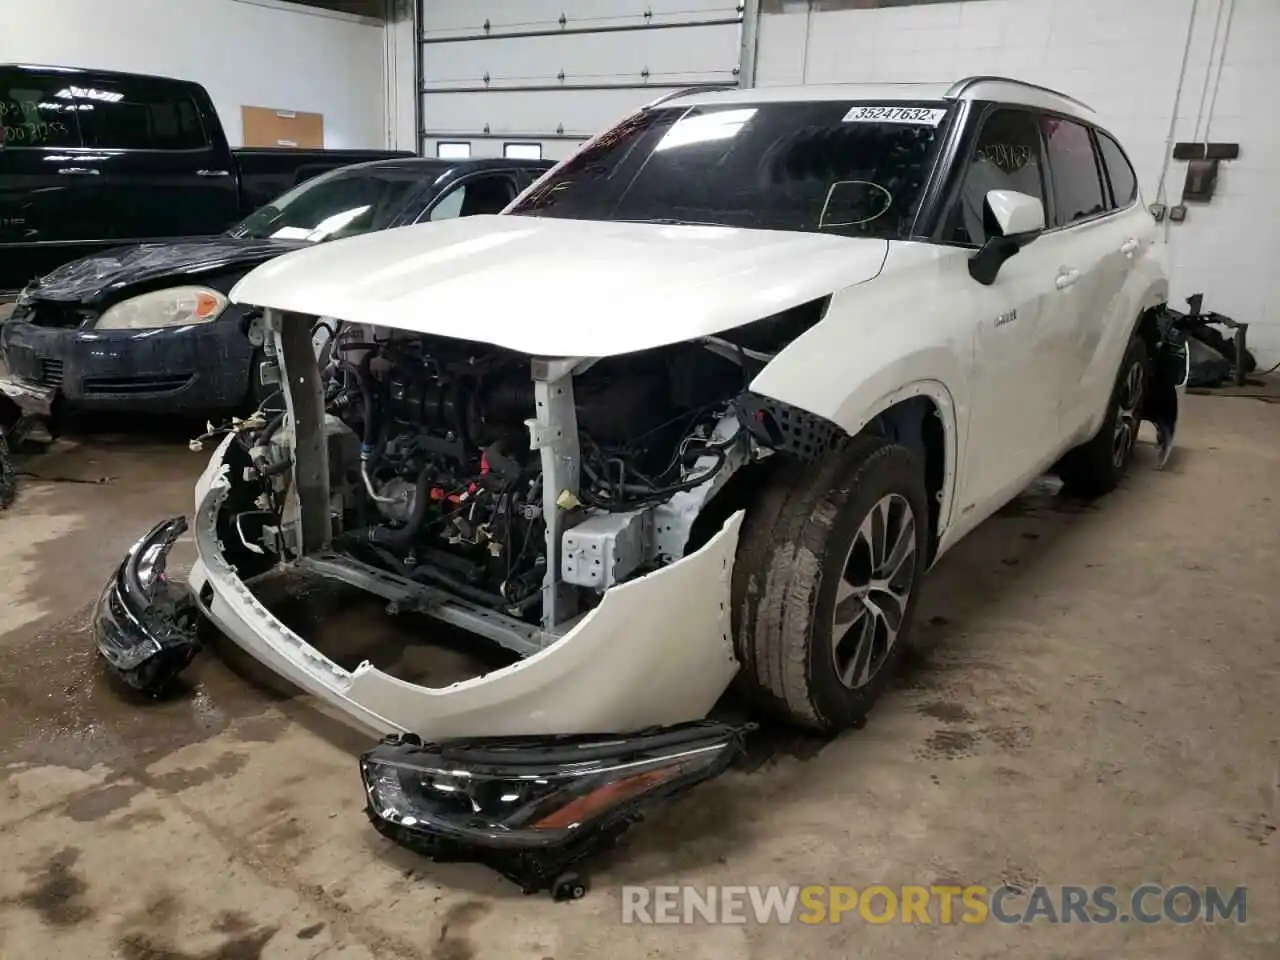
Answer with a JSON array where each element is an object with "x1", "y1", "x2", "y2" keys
[
  {"x1": 508, "y1": 101, "x2": 952, "y2": 239},
  {"x1": 228, "y1": 166, "x2": 426, "y2": 242}
]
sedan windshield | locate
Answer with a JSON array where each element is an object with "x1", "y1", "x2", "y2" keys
[
  {"x1": 508, "y1": 101, "x2": 952, "y2": 240},
  {"x1": 228, "y1": 167, "x2": 425, "y2": 242}
]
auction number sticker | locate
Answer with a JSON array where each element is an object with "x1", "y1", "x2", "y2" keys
[{"x1": 842, "y1": 105, "x2": 947, "y2": 126}]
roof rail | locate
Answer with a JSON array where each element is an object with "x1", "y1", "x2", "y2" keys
[
  {"x1": 944, "y1": 75, "x2": 1094, "y2": 113},
  {"x1": 642, "y1": 84, "x2": 738, "y2": 109}
]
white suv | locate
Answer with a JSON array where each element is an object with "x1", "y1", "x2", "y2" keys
[{"x1": 98, "y1": 77, "x2": 1181, "y2": 743}]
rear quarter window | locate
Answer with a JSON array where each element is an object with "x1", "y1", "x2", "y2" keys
[
  {"x1": 1096, "y1": 131, "x2": 1138, "y2": 208},
  {"x1": 1041, "y1": 116, "x2": 1107, "y2": 226}
]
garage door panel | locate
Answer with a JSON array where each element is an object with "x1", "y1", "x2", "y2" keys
[
  {"x1": 422, "y1": 26, "x2": 741, "y2": 86},
  {"x1": 425, "y1": 137, "x2": 585, "y2": 161},
  {"x1": 422, "y1": 88, "x2": 665, "y2": 137},
  {"x1": 419, "y1": 0, "x2": 742, "y2": 161},
  {"x1": 422, "y1": 1, "x2": 739, "y2": 38}
]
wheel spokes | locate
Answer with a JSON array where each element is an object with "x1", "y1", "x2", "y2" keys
[
  {"x1": 832, "y1": 492, "x2": 918, "y2": 691},
  {"x1": 837, "y1": 612, "x2": 876, "y2": 688}
]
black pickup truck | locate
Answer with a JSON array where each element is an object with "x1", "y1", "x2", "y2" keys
[{"x1": 0, "y1": 64, "x2": 411, "y2": 292}]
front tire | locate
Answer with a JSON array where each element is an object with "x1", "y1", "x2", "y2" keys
[
  {"x1": 1057, "y1": 334, "x2": 1149, "y2": 498},
  {"x1": 732, "y1": 435, "x2": 930, "y2": 732}
]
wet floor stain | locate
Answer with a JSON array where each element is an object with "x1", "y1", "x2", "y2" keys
[
  {"x1": 917, "y1": 701, "x2": 975, "y2": 724},
  {"x1": 228, "y1": 715, "x2": 290, "y2": 745},
  {"x1": 62, "y1": 779, "x2": 145, "y2": 822},
  {"x1": 916, "y1": 724, "x2": 1035, "y2": 761},
  {"x1": 109, "y1": 807, "x2": 167, "y2": 831},
  {"x1": 983, "y1": 724, "x2": 1034, "y2": 753},
  {"x1": 212, "y1": 911, "x2": 254, "y2": 935},
  {"x1": 115, "y1": 925, "x2": 279, "y2": 960},
  {"x1": 144, "y1": 890, "x2": 182, "y2": 926},
  {"x1": 917, "y1": 729, "x2": 980, "y2": 760},
  {"x1": 151, "y1": 751, "x2": 249, "y2": 793},
  {"x1": 0, "y1": 604, "x2": 280, "y2": 774},
  {"x1": 262, "y1": 817, "x2": 304, "y2": 847},
  {"x1": 433, "y1": 899, "x2": 492, "y2": 960},
  {"x1": 7, "y1": 846, "x2": 93, "y2": 928}
]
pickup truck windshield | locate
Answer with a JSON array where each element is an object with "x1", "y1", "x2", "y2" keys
[
  {"x1": 508, "y1": 101, "x2": 952, "y2": 239},
  {"x1": 228, "y1": 166, "x2": 423, "y2": 243}
]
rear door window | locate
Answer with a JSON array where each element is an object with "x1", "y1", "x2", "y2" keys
[
  {"x1": 1041, "y1": 116, "x2": 1107, "y2": 226},
  {"x1": 76, "y1": 79, "x2": 209, "y2": 150},
  {"x1": 0, "y1": 73, "x2": 83, "y2": 148},
  {"x1": 1095, "y1": 130, "x2": 1138, "y2": 209}
]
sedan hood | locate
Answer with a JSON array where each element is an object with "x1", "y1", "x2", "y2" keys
[
  {"x1": 230, "y1": 215, "x2": 888, "y2": 356},
  {"x1": 28, "y1": 237, "x2": 304, "y2": 303}
]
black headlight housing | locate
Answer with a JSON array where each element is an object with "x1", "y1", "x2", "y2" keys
[{"x1": 360, "y1": 720, "x2": 749, "y2": 894}]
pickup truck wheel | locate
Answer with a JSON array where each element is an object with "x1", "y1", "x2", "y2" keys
[
  {"x1": 1057, "y1": 334, "x2": 1149, "y2": 498},
  {"x1": 731, "y1": 435, "x2": 930, "y2": 732}
]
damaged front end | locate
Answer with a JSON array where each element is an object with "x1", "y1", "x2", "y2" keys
[
  {"x1": 94, "y1": 517, "x2": 202, "y2": 694},
  {"x1": 361, "y1": 721, "x2": 750, "y2": 897},
  {"x1": 93, "y1": 304, "x2": 779, "y2": 890}
]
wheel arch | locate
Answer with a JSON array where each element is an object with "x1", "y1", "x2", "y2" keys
[
  {"x1": 732, "y1": 376, "x2": 960, "y2": 565},
  {"x1": 858, "y1": 387, "x2": 954, "y2": 564}
]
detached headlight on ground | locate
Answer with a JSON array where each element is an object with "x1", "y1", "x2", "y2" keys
[
  {"x1": 96, "y1": 286, "x2": 228, "y2": 330},
  {"x1": 360, "y1": 721, "x2": 749, "y2": 895}
]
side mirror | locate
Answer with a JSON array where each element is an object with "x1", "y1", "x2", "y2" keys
[{"x1": 968, "y1": 189, "x2": 1045, "y2": 286}]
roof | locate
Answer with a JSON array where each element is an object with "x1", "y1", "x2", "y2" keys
[
  {"x1": 3, "y1": 63, "x2": 195, "y2": 87},
  {"x1": 663, "y1": 75, "x2": 1095, "y2": 121},
  {"x1": 324, "y1": 156, "x2": 554, "y2": 175}
]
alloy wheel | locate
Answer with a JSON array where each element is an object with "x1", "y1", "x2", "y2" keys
[
  {"x1": 1112, "y1": 360, "x2": 1144, "y2": 469},
  {"x1": 831, "y1": 493, "x2": 917, "y2": 689}
]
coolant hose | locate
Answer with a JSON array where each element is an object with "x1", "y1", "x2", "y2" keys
[{"x1": 368, "y1": 466, "x2": 434, "y2": 548}]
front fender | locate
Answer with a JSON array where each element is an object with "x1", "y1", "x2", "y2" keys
[{"x1": 745, "y1": 248, "x2": 971, "y2": 537}]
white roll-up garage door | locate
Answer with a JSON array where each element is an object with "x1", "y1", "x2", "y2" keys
[{"x1": 419, "y1": 1, "x2": 744, "y2": 161}]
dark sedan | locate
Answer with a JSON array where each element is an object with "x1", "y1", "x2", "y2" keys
[{"x1": 0, "y1": 157, "x2": 552, "y2": 419}]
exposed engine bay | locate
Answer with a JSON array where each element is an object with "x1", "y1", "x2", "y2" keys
[{"x1": 224, "y1": 313, "x2": 793, "y2": 642}]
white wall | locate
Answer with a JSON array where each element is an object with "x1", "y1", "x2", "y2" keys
[
  {"x1": 756, "y1": 0, "x2": 1280, "y2": 365},
  {"x1": 1, "y1": 0, "x2": 388, "y2": 149}
]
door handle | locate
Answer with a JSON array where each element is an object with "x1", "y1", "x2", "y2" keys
[
  {"x1": 196, "y1": 169, "x2": 231, "y2": 178},
  {"x1": 1120, "y1": 238, "x2": 1140, "y2": 258},
  {"x1": 57, "y1": 167, "x2": 100, "y2": 176},
  {"x1": 1055, "y1": 269, "x2": 1080, "y2": 290}
]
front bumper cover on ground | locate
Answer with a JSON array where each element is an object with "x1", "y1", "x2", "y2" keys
[
  {"x1": 361, "y1": 722, "x2": 750, "y2": 896},
  {"x1": 93, "y1": 517, "x2": 202, "y2": 695}
]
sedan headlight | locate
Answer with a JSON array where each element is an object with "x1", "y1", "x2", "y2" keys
[{"x1": 96, "y1": 286, "x2": 228, "y2": 330}]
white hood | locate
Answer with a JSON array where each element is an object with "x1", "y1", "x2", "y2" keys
[{"x1": 230, "y1": 215, "x2": 887, "y2": 357}]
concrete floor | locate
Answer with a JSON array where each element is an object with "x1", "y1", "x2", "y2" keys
[{"x1": 0, "y1": 393, "x2": 1277, "y2": 959}]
